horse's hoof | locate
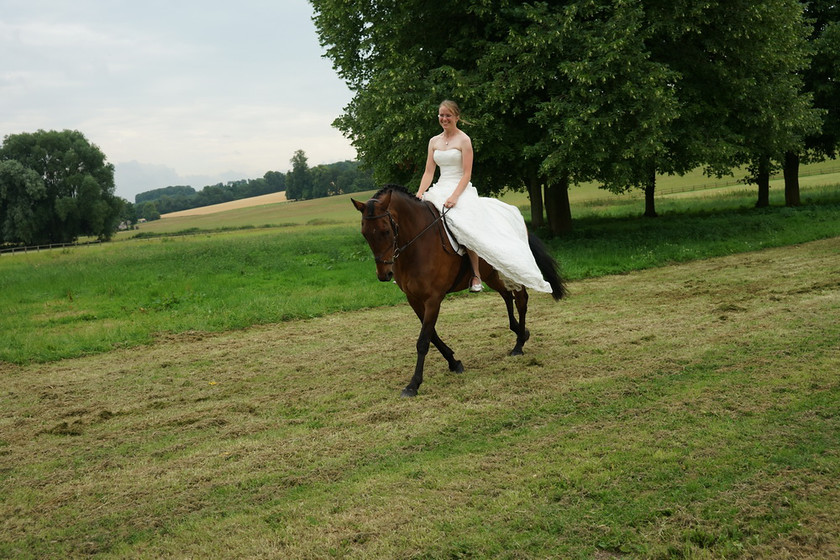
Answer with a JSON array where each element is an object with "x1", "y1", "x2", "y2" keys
[
  {"x1": 510, "y1": 348, "x2": 524, "y2": 356},
  {"x1": 401, "y1": 388, "x2": 418, "y2": 398},
  {"x1": 451, "y1": 361, "x2": 464, "y2": 374}
]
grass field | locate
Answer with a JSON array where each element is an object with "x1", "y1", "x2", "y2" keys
[
  {"x1": 2, "y1": 238, "x2": 838, "y2": 558},
  {"x1": 1, "y1": 171, "x2": 839, "y2": 558}
]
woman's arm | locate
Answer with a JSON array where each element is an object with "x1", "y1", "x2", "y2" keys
[{"x1": 416, "y1": 138, "x2": 437, "y2": 198}]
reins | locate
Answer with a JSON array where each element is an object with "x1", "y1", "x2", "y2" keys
[{"x1": 363, "y1": 203, "x2": 452, "y2": 265}]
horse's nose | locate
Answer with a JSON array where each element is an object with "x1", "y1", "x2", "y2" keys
[{"x1": 378, "y1": 270, "x2": 394, "y2": 282}]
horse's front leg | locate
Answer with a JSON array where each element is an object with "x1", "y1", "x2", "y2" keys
[
  {"x1": 403, "y1": 296, "x2": 450, "y2": 397},
  {"x1": 402, "y1": 318, "x2": 434, "y2": 398},
  {"x1": 501, "y1": 288, "x2": 530, "y2": 356}
]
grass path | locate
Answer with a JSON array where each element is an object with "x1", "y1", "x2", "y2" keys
[{"x1": 2, "y1": 238, "x2": 838, "y2": 558}]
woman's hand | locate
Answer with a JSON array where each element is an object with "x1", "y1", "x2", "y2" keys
[{"x1": 444, "y1": 195, "x2": 458, "y2": 208}]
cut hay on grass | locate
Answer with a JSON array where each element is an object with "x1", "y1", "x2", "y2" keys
[{"x1": 1, "y1": 238, "x2": 838, "y2": 559}]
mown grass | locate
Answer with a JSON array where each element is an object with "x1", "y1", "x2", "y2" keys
[
  {"x1": 2, "y1": 181, "x2": 839, "y2": 364},
  {"x1": 2, "y1": 238, "x2": 838, "y2": 558}
]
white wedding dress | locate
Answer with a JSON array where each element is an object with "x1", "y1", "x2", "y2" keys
[{"x1": 422, "y1": 149, "x2": 553, "y2": 293}]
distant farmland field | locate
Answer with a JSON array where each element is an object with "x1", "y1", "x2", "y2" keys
[{"x1": 160, "y1": 190, "x2": 289, "y2": 218}]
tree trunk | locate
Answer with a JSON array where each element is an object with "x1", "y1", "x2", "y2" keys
[
  {"x1": 643, "y1": 167, "x2": 657, "y2": 218},
  {"x1": 527, "y1": 165, "x2": 544, "y2": 228},
  {"x1": 783, "y1": 151, "x2": 801, "y2": 207},
  {"x1": 755, "y1": 155, "x2": 771, "y2": 208},
  {"x1": 545, "y1": 175, "x2": 573, "y2": 235}
]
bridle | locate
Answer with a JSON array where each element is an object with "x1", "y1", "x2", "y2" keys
[{"x1": 363, "y1": 203, "x2": 449, "y2": 265}]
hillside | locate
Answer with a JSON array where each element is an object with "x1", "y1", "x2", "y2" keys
[{"x1": 160, "y1": 190, "x2": 289, "y2": 218}]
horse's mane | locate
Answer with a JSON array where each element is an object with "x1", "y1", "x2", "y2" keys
[{"x1": 372, "y1": 183, "x2": 425, "y2": 205}]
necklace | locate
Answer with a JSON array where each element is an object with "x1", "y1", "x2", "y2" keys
[{"x1": 443, "y1": 132, "x2": 453, "y2": 146}]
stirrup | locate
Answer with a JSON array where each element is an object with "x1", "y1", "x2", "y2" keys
[{"x1": 469, "y1": 276, "x2": 483, "y2": 293}]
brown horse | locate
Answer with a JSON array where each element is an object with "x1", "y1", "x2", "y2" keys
[{"x1": 352, "y1": 185, "x2": 565, "y2": 397}]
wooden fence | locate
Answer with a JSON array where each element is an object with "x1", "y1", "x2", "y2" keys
[{"x1": 0, "y1": 239, "x2": 103, "y2": 256}]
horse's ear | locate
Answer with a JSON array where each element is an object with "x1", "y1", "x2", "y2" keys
[{"x1": 351, "y1": 198, "x2": 366, "y2": 213}]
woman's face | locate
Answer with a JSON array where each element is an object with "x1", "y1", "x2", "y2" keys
[{"x1": 438, "y1": 105, "x2": 458, "y2": 131}]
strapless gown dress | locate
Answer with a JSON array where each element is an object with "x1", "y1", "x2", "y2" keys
[{"x1": 422, "y1": 149, "x2": 552, "y2": 293}]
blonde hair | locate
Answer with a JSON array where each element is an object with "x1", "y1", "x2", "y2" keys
[{"x1": 439, "y1": 99, "x2": 472, "y2": 126}]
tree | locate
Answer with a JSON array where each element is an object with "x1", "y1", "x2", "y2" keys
[
  {"x1": 285, "y1": 150, "x2": 313, "y2": 200},
  {"x1": 0, "y1": 160, "x2": 47, "y2": 245},
  {"x1": 0, "y1": 130, "x2": 121, "y2": 244},
  {"x1": 698, "y1": 0, "x2": 820, "y2": 208},
  {"x1": 119, "y1": 201, "x2": 138, "y2": 229},
  {"x1": 312, "y1": 0, "x2": 518, "y2": 191},
  {"x1": 313, "y1": 0, "x2": 686, "y2": 230},
  {"x1": 263, "y1": 170, "x2": 286, "y2": 193},
  {"x1": 479, "y1": 1, "x2": 679, "y2": 227},
  {"x1": 785, "y1": 1, "x2": 840, "y2": 206},
  {"x1": 136, "y1": 201, "x2": 161, "y2": 221}
]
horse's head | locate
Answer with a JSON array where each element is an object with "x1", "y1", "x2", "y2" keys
[{"x1": 352, "y1": 189, "x2": 397, "y2": 282}]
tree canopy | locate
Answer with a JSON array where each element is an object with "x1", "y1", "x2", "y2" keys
[
  {"x1": 312, "y1": 0, "x2": 826, "y2": 233},
  {"x1": 0, "y1": 130, "x2": 122, "y2": 245}
]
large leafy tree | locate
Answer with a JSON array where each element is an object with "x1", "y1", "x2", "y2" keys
[{"x1": 0, "y1": 130, "x2": 121, "y2": 244}]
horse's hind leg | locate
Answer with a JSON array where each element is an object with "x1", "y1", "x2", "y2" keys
[
  {"x1": 501, "y1": 288, "x2": 530, "y2": 356},
  {"x1": 430, "y1": 329, "x2": 464, "y2": 373}
]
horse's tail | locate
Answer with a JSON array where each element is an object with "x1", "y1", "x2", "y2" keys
[{"x1": 528, "y1": 232, "x2": 566, "y2": 301}]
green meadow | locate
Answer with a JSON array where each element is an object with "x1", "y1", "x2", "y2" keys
[{"x1": 1, "y1": 168, "x2": 839, "y2": 558}]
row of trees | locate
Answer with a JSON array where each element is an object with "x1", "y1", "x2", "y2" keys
[{"x1": 311, "y1": 0, "x2": 840, "y2": 233}]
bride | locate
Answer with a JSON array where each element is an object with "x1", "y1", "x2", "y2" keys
[{"x1": 416, "y1": 100, "x2": 553, "y2": 294}]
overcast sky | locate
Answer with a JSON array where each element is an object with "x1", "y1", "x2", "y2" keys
[{"x1": 0, "y1": 0, "x2": 357, "y2": 201}]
